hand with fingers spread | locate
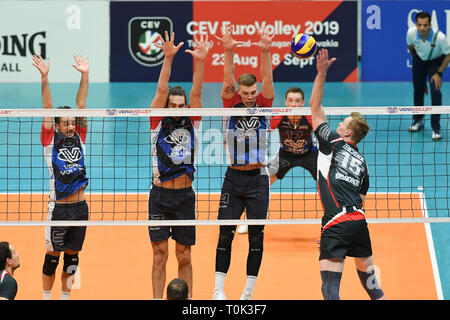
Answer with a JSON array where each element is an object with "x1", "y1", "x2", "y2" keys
[
  {"x1": 155, "y1": 31, "x2": 184, "y2": 59},
  {"x1": 215, "y1": 26, "x2": 246, "y2": 51},
  {"x1": 32, "y1": 55, "x2": 50, "y2": 78},
  {"x1": 252, "y1": 28, "x2": 275, "y2": 52},
  {"x1": 72, "y1": 55, "x2": 89, "y2": 74},
  {"x1": 315, "y1": 49, "x2": 336, "y2": 75},
  {"x1": 186, "y1": 34, "x2": 213, "y2": 62}
]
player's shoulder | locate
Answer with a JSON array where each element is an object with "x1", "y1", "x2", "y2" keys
[
  {"x1": 0, "y1": 271, "x2": 14, "y2": 283},
  {"x1": 256, "y1": 92, "x2": 274, "y2": 107},
  {"x1": 222, "y1": 95, "x2": 240, "y2": 108}
]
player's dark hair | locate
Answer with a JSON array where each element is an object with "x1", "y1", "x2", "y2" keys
[
  {"x1": 285, "y1": 87, "x2": 305, "y2": 100},
  {"x1": 0, "y1": 241, "x2": 12, "y2": 271},
  {"x1": 166, "y1": 86, "x2": 187, "y2": 107},
  {"x1": 55, "y1": 106, "x2": 72, "y2": 124},
  {"x1": 416, "y1": 11, "x2": 431, "y2": 24},
  {"x1": 167, "y1": 278, "x2": 189, "y2": 300}
]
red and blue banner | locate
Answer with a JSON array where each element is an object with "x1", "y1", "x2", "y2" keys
[{"x1": 110, "y1": 1, "x2": 357, "y2": 82}]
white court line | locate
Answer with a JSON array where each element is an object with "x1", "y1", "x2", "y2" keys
[{"x1": 419, "y1": 189, "x2": 444, "y2": 300}]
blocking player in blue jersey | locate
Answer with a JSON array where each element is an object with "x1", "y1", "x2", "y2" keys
[
  {"x1": 213, "y1": 26, "x2": 274, "y2": 300},
  {"x1": 33, "y1": 54, "x2": 89, "y2": 300},
  {"x1": 148, "y1": 31, "x2": 211, "y2": 300},
  {"x1": 237, "y1": 86, "x2": 318, "y2": 234}
]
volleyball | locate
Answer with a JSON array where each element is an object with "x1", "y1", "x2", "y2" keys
[{"x1": 290, "y1": 33, "x2": 317, "y2": 59}]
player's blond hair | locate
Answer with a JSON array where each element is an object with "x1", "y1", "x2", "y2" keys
[
  {"x1": 348, "y1": 112, "x2": 370, "y2": 144},
  {"x1": 237, "y1": 73, "x2": 257, "y2": 87}
]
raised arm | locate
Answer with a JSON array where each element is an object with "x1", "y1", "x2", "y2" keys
[
  {"x1": 252, "y1": 28, "x2": 275, "y2": 100},
  {"x1": 309, "y1": 49, "x2": 336, "y2": 131},
  {"x1": 186, "y1": 34, "x2": 212, "y2": 108},
  {"x1": 150, "y1": 31, "x2": 184, "y2": 108},
  {"x1": 32, "y1": 55, "x2": 53, "y2": 130},
  {"x1": 215, "y1": 26, "x2": 245, "y2": 100},
  {"x1": 72, "y1": 55, "x2": 89, "y2": 129},
  {"x1": 73, "y1": 55, "x2": 89, "y2": 110}
]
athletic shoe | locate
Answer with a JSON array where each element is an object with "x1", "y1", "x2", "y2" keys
[
  {"x1": 408, "y1": 121, "x2": 423, "y2": 132},
  {"x1": 240, "y1": 291, "x2": 253, "y2": 300},
  {"x1": 237, "y1": 225, "x2": 248, "y2": 234},
  {"x1": 213, "y1": 290, "x2": 226, "y2": 300},
  {"x1": 432, "y1": 131, "x2": 442, "y2": 140}
]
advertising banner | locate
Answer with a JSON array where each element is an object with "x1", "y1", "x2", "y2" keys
[
  {"x1": 362, "y1": 1, "x2": 450, "y2": 81},
  {"x1": 110, "y1": 1, "x2": 357, "y2": 82},
  {"x1": 0, "y1": 1, "x2": 109, "y2": 83}
]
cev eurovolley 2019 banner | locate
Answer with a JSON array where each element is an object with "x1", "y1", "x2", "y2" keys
[
  {"x1": 362, "y1": 1, "x2": 450, "y2": 81},
  {"x1": 110, "y1": 0, "x2": 358, "y2": 82}
]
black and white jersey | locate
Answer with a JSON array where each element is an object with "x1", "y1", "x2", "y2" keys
[
  {"x1": 315, "y1": 123, "x2": 369, "y2": 227},
  {"x1": 0, "y1": 270, "x2": 17, "y2": 300}
]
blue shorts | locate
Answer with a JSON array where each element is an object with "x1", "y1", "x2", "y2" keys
[
  {"x1": 45, "y1": 201, "x2": 88, "y2": 252},
  {"x1": 148, "y1": 184, "x2": 196, "y2": 246}
]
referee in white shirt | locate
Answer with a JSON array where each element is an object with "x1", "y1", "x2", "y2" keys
[{"x1": 406, "y1": 11, "x2": 450, "y2": 140}]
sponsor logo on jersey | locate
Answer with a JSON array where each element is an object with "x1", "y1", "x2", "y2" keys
[{"x1": 57, "y1": 147, "x2": 82, "y2": 163}]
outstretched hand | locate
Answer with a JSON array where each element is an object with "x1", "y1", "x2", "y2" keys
[
  {"x1": 72, "y1": 55, "x2": 89, "y2": 74},
  {"x1": 155, "y1": 31, "x2": 184, "y2": 59},
  {"x1": 252, "y1": 27, "x2": 275, "y2": 52},
  {"x1": 32, "y1": 55, "x2": 50, "y2": 78},
  {"x1": 316, "y1": 49, "x2": 336, "y2": 74},
  {"x1": 214, "y1": 26, "x2": 246, "y2": 51},
  {"x1": 185, "y1": 34, "x2": 213, "y2": 61}
]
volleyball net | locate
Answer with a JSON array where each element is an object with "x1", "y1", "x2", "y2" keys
[{"x1": 0, "y1": 106, "x2": 449, "y2": 226}]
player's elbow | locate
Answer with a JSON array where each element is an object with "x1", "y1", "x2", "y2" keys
[
  {"x1": 190, "y1": 92, "x2": 201, "y2": 100},
  {"x1": 156, "y1": 86, "x2": 169, "y2": 96},
  {"x1": 189, "y1": 92, "x2": 202, "y2": 106},
  {"x1": 309, "y1": 99, "x2": 319, "y2": 110}
]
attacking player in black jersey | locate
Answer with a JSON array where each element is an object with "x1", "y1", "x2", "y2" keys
[{"x1": 309, "y1": 49, "x2": 385, "y2": 300}]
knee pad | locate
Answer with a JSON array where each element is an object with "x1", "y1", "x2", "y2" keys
[
  {"x1": 43, "y1": 254, "x2": 60, "y2": 276},
  {"x1": 217, "y1": 226, "x2": 235, "y2": 254},
  {"x1": 248, "y1": 226, "x2": 264, "y2": 252},
  {"x1": 63, "y1": 253, "x2": 79, "y2": 275},
  {"x1": 357, "y1": 269, "x2": 384, "y2": 300},
  {"x1": 320, "y1": 271, "x2": 342, "y2": 300}
]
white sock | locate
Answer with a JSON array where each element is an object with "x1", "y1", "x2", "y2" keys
[
  {"x1": 243, "y1": 276, "x2": 257, "y2": 294},
  {"x1": 42, "y1": 290, "x2": 52, "y2": 300},
  {"x1": 60, "y1": 291, "x2": 71, "y2": 300},
  {"x1": 214, "y1": 272, "x2": 227, "y2": 291}
]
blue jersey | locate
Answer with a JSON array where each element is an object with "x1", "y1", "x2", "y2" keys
[
  {"x1": 41, "y1": 124, "x2": 88, "y2": 201},
  {"x1": 151, "y1": 116, "x2": 198, "y2": 184},
  {"x1": 222, "y1": 92, "x2": 273, "y2": 167}
]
